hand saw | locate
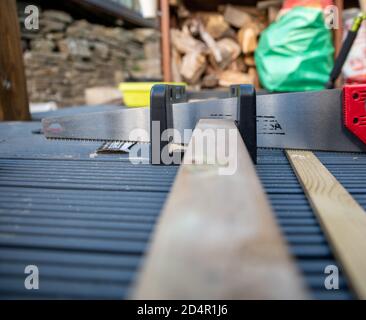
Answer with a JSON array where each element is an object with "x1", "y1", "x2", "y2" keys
[{"x1": 42, "y1": 84, "x2": 366, "y2": 155}]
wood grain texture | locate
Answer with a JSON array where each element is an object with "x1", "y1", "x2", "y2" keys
[
  {"x1": 0, "y1": 0, "x2": 30, "y2": 121},
  {"x1": 132, "y1": 119, "x2": 308, "y2": 299},
  {"x1": 334, "y1": 0, "x2": 343, "y2": 60},
  {"x1": 160, "y1": 0, "x2": 172, "y2": 82},
  {"x1": 286, "y1": 150, "x2": 366, "y2": 299},
  {"x1": 334, "y1": 0, "x2": 344, "y2": 88}
]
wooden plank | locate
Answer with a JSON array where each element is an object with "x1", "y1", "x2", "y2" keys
[
  {"x1": 0, "y1": 0, "x2": 30, "y2": 121},
  {"x1": 286, "y1": 150, "x2": 366, "y2": 299},
  {"x1": 132, "y1": 119, "x2": 308, "y2": 299}
]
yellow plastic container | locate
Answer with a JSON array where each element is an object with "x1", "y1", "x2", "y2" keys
[{"x1": 119, "y1": 82, "x2": 186, "y2": 107}]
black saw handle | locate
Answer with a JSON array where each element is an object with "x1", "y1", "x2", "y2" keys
[
  {"x1": 150, "y1": 84, "x2": 257, "y2": 165},
  {"x1": 150, "y1": 84, "x2": 186, "y2": 165},
  {"x1": 230, "y1": 84, "x2": 257, "y2": 163}
]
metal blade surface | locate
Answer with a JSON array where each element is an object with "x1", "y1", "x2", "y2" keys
[
  {"x1": 256, "y1": 90, "x2": 366, "y2": 152},
  {"x1": 42, "y1": 89, "x2": 366, "y2": 152},
  {"x1": 42, "y1": 107, "x2": 150, "y2": 142},
  {"x1": 172, "y1": 89, "x2": 366, "y2": 152}
]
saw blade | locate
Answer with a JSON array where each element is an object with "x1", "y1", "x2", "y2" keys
[
  {"x1": 42, "y1": 89, "x2": 366, "y2": 152},
  {"x1": 42, "y1": 107, "x2": 150, "y2": 143},
  {"x1": 255, "y1": 89, "x2": 366, "y2": 152}
]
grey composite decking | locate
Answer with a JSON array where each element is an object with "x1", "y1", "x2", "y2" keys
[{"x1": 1, "y1": 111, "x2": 364, "y2": 299}]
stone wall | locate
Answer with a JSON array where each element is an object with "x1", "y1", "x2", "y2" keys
[{"x1": 18, "y1": 5, "x2": 161, "y2": 106}]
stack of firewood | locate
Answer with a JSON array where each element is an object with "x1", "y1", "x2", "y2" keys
[{"x1": 170, "y1": 2, "x2": 280, "y2": 89}]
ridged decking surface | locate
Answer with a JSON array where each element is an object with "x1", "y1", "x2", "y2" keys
[{"x1": 1, "y1": 120, "x2": 365, "y2": 299}]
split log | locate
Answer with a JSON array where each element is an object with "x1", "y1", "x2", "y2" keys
[
  {"x1": 198, "y1": 23, "x2": 223, "y2": 63},
  {"x1": 182, "y1": 18, "x2": 200, "y2": 37},
  {"x1": 208, "y1": 38, "x2": 241, "y2": 70},
  {"x1": 223, "y1": 4, "x2": 253, "y2": 28},
  {"x1": 208, "y1": 50, "x2": 231, "y2": 71},
  {"x1": 244, "y1": 55, "x2": 256, "y2": 67},
  {"x1": 171, "y1": 48, "x2": 183, "y2": 82},
  {"x1": 202, "y1": 74, "x2": 219, "y2": 88},
  {"x1": 257, "y1": 0, "x2": 283, "y2": 10},
  {"x1": 201, "y1": 13, "x2": 230, "y2": 39},
  {"x1": 218, "y1": 70, "x2": 254, "y2": 87},
  {"x1": 228, "y1": 57, "x2": 247, "y2": 73},
  {"x1": 248, "y1": 67, "x2": 260, "y2": 88},
  {"x1": 177, "y1": 3, "x2": 190, "y2": 19},
  {"x1": 204, "y1": 64, "x2": 219, "y2": 76},
  {"x1": 219, "y1": 5, "x2": 267, "y2": 20},
  {"x1": 237, "y1": 25, "x2": 258, "y2": 54},
  {"x1": 180, "y1": 51, "x2": 207, "y2": 84},
  {"x1": 268, "y1": 6, "x2": 280, "y2": 23},
  {"x1": 219, "y1": 27, "x2": 238, "y2": 40},
  {"x1": 169, "y1": 5, "x2": 267, "y2": 89},
  {"x1": 217, "y1": 38, "x2": 241, "y2": 61},
  {"x1": 171, "y1": 28, "x2": 206, "y2": 54}
]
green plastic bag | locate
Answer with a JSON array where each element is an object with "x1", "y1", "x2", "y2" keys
[{"x1": 255, "y1": 7, "x2": 334, "y2": 92}]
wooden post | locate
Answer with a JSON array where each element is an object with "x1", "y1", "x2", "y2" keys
[
  {"x1": 333, "y1": 0, "x2": 344, "y2": 88},
  {"x1": 132, "y1": 120, "x2": 308, "y2": 299},
  {"x1": 160, "y1": 0, "x2": 172, "y2": 82},
  {"x1": 0, "y1": 0, "x2": 30, "y2": 121}
]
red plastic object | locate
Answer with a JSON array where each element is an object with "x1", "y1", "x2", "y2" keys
[
  {"x1": 343, "y1": 84, "x2": 366, "y2": 145},
  {"x1": 282, "y1": 0, "x2": 333, "y2": 10}
]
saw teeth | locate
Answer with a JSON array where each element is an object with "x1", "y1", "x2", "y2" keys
[{"x1": 45, "y1": 137, "x2": 149, "y2": 144}]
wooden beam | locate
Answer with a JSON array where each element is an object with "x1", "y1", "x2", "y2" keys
[
  {"x1": 132, "y1": 119, "x2": 308, "y2": 299},
  {"x1": 286, "y1": 150, "x2": 366, "y2": 299},
  {"x1": 334, "y1": 0, "x2": 344, "y2": 88},
  {"x1": 160, "y1": 0, "x2": 172, "y2": 82},
  {"x1": 0, "y1": 0, "x2": 30, "y2": 121},
  {"x1": 334, "y1": 0, "x2": 344, "y2": 58}
]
